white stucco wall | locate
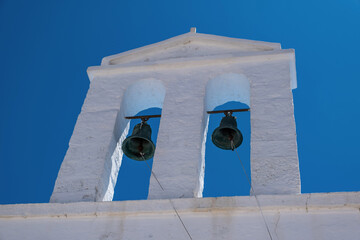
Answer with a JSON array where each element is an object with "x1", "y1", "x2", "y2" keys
[
  {"x1": 1, "y1": 192, "x2": 360, "y2": 240},
  {"x1": 51, "y1": 33, "x2": 300, "y2": 203},
  {"x1": 205, "y1": 73, "x2": 250, "y2": 110}
]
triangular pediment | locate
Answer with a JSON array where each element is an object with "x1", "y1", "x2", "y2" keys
[{"x1": 101, "y1": 32, "x2": 281, "y2": 66}]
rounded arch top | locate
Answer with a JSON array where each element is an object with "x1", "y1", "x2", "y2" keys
[
  {"x1": 122, "y1": 78, "x2": 166, "y2": 117},
  {"x1": 205, "y1": 73, "x2": 250, "y2": 111}
]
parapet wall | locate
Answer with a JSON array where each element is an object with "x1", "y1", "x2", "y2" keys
[{"x1": 1, "y1": 192, "x2": 359, "y2": 240}]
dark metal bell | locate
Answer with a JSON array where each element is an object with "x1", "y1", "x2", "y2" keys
[
  {"x1": 122, "y1": 122, "x2": 155, "y2": 161},
  {"x1": 212, "y1": 115, "x2": 243, "y2": 150}
]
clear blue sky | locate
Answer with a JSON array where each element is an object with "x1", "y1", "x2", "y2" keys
[{"x1": 0, "y1": 0, "x2": 359, "y2": 204}]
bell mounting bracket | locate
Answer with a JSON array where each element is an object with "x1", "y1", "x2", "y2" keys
[
  {"x1": 207, "y1": 108, "x2": 250, "y2": 116},
  {"x1": 124, "y1": 108, "x2": 250, "y2": 121},
  {"x1": 125, "y1": 114, "x2": 161, "y2": 122}
]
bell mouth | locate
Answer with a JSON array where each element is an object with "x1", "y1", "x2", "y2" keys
[
  {"x1": 122, "y1": 136, "x2": 155, "y2": 161},
  {"x1": 212, "y1": 127, "x2": 243, "y2": 150}
]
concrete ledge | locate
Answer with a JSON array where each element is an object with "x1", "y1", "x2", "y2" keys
[
  {"x1": 1, "y1": 192, "x2": 359, "y2": 219},
  {"x1": 87, "y1": 49, "x2": 295, "y2": 81}
]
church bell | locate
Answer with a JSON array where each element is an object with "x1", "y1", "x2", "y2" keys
[
  {"x1": 212, "y1": 113, "x2": 243, "y2": 150},
  {"x1": 122, "y1": 121, "x2": 155, "y2": 161}
]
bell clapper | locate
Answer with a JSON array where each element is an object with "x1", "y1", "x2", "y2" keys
[{"x1": 138, "y1": 144, "x2": 144, "y2": 153}]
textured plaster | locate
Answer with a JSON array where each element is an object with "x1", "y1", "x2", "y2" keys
[{"x1": 1, "y1": 192, "x2": 360, "y2": 240}]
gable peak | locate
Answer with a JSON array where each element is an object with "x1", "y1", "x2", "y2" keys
[{"x1": 101, "y1": 31, "x2": 281, "y2": 66}]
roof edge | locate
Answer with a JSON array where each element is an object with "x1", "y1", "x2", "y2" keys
[
  {"x1": 87, "y1": 49, "x2": 295, "y2": 83},
  {"x1": 100, "y1": 32, "x2": 282, "y2": 66}
]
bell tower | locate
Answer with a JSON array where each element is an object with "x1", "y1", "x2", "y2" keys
[{"x1": 50, "y1": 30, "x2": 300, "y2": 203}]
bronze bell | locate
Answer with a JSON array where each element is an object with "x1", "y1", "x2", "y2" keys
[
  {"x1": 212, "y1": 113, "x2": 243, "y2": 150},
  {"x1": 122, "y1": 121, "x2": 155, "y2": 161}
]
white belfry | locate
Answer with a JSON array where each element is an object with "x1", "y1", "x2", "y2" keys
[{"x1": 50, "y1": 30, "x2": 300, "y2": 203}]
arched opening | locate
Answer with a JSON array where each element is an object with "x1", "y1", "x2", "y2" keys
[
  {"x1": 99, "y1": 78, "x2": 165, "y2": 201},
  {"x1": 203, "y1": 101, "x2": 250, "y2": 197},
  {"x1": 202, "y1": 73, "x2": 251, "y2": 197},
  {"x1": 113, "y1": 107, "x2": 161, "y2": 201}
]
